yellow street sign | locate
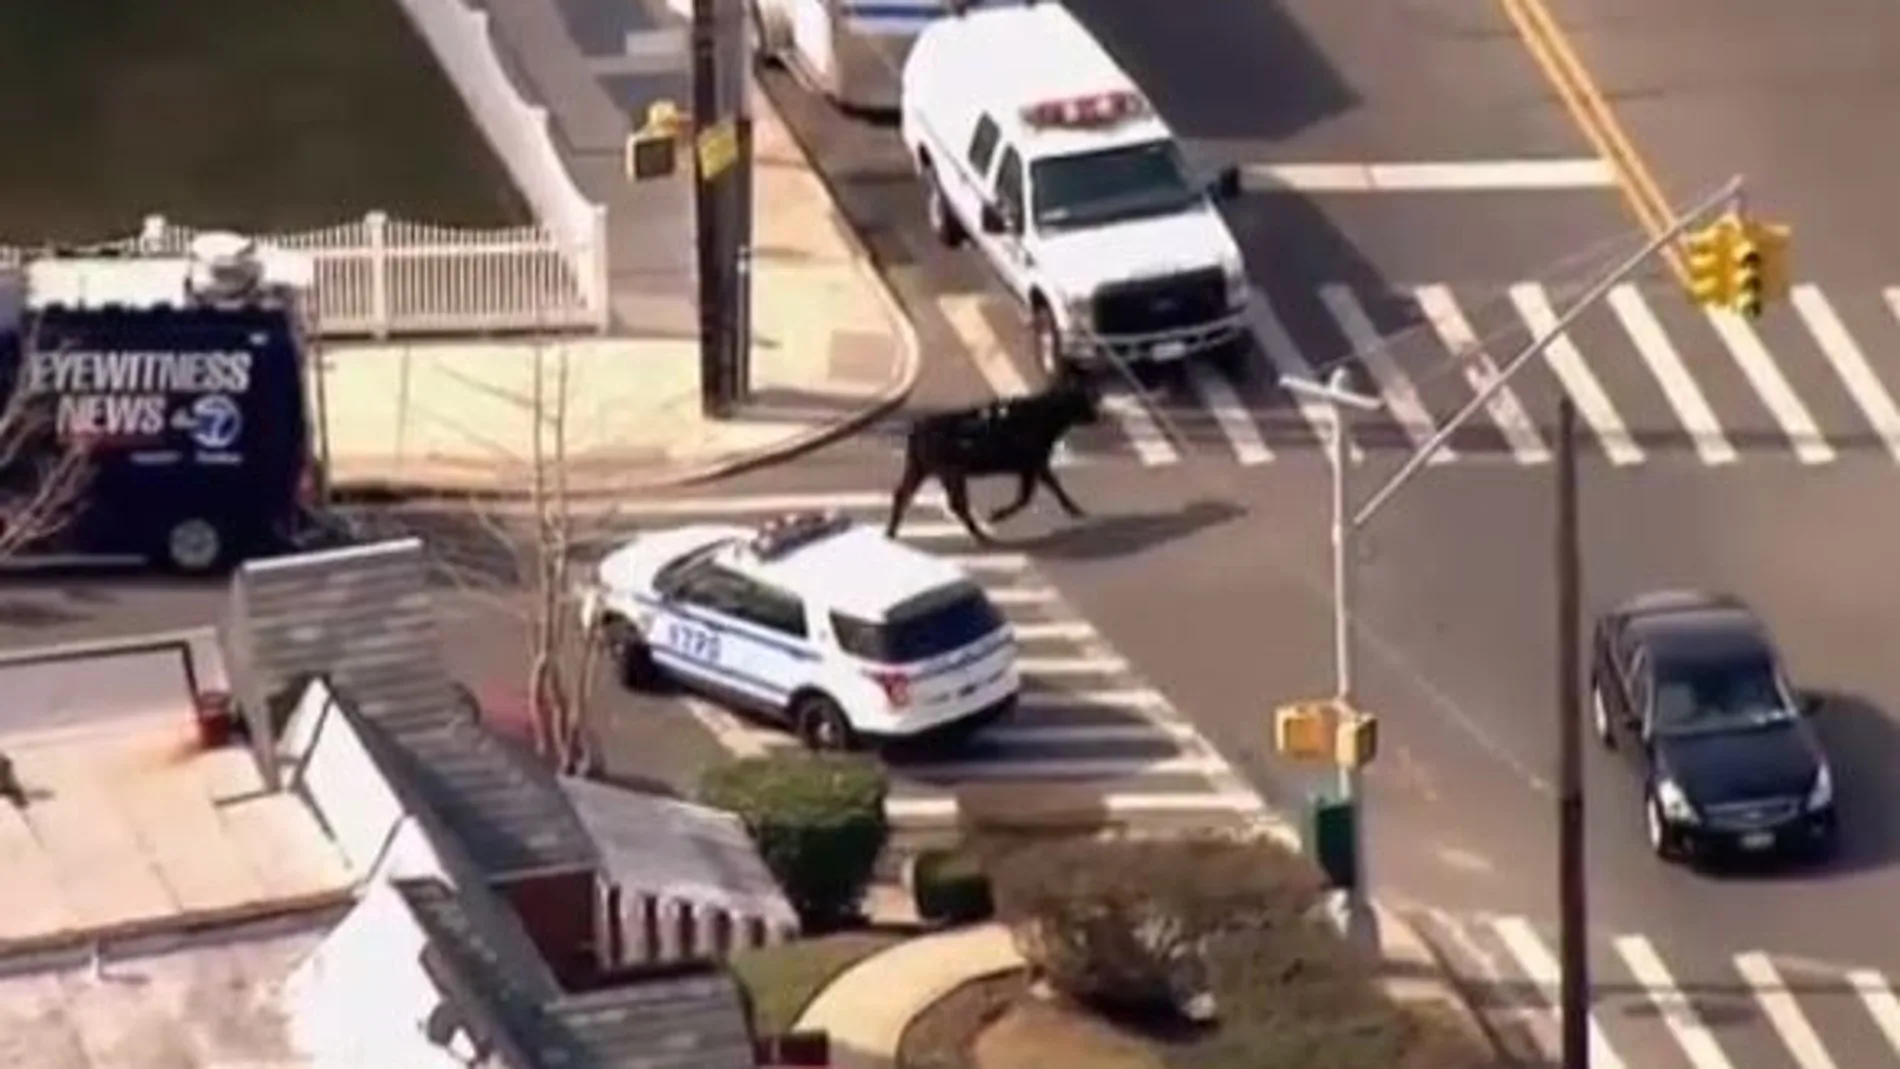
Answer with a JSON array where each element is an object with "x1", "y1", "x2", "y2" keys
[{"x1": 696, "y1": 120, "x2": 739, "y2": 182}]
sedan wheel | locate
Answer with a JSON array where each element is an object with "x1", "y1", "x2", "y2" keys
[
  {"x1": 1032, "y1": 303, "x2": 1066, "y2": 382},
  {"x1": 1644, "y1": 792, "x2": 1676, "y2": 861},
  {"x1": 1590, "y1": 680, "x2": 1614, "y2": 748}
]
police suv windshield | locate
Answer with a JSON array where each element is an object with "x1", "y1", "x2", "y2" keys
[
  {"x1": 831, "y1": 585, "x2": 1003, "y2": 664},
  {"x1": 1653, "y1": 656, "x2": 1797, "y2": 736},
  {"x1": 1031, "y1": 140, "x2": 1201, "y2": 231}
]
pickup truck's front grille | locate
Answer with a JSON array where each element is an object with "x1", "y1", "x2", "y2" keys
[{"x1": 1091, "y1": 267, "x2": 1227, "y2": 337}]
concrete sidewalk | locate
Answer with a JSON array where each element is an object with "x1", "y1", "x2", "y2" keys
[{"x1": 318, "y1": 85, "x2": 917, "y2": 498}]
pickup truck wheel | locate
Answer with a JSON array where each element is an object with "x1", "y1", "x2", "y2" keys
[
  {"x1": 923, "y1": 167, "x2": 965, "y2": 247},
  {"x1": 1032, "y1": 302, "x2": 1071, "y2": 382},
  {"x1": 606, "y1": 619, "x2": 662, "y2": 691},
  {"x1": 794, "y1": 693, "x2": 856, "y2": 752}
]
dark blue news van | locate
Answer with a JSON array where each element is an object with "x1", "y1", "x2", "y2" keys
[{"x1": 0, "y1": 249, "x2": 321, "y2": 573}]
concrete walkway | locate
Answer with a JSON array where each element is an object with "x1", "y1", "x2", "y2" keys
[
  {"x1": 791, "y1": 903, "x2": 1488, "y2": 1068},
  {"x1": 316, "y1": 83, "x2": 916, "y2": 498}
]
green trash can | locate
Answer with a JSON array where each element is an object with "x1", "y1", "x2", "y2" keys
[{"x1": 1303, "y1": 790, "x2": 1359, "y2": 891}]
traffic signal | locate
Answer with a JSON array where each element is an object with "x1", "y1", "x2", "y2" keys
[
  {"x1": 1747, "y1": 220, "x2": 1791, "y2": 314},
  {"x1": 1731, "y1": 228, "x2": 1764, "y2": 318},
  {"x1": 1682, "y1": 220, "x2": 1735, "y2": 309},
  {"x1": 626, "y1": 100, "x2": 686, "y2": 181},
  {"x1": 1335, "y1": 710, "x2": 1379, "y2": 770}
]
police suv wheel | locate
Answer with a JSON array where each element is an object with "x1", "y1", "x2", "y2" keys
[
  {"x1": 164, "y1": 518, "x2": 225, "y2": 574},
  {"x1": 1032, "y1": 303, "x2": 1066, "y2": 381},
  {"x1": 606, "y1": 619, "x2": 662, "y2": 691},
  {"x1": 924, "y1": 170, "x2": 964, "y2": 247},
  {"x1": 794, "y1": 693, "x2": 855, "y2": 752}
]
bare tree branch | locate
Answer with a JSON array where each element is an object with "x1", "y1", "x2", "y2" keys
[{"x1": 0, "y1": 322, "x2": 94, "y2": 558}]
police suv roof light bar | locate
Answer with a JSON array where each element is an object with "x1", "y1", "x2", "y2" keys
[
  {"x1": 1020, "y1": 91, "x2": 1147, "y2": 129},
  {"x1": 751, "y1": 510, "x2": 851, "y2": 559}
]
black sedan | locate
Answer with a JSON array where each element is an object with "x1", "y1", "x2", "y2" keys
[{"x1": 1588, "y1": 590, "x2": 1835, "y2": 864}]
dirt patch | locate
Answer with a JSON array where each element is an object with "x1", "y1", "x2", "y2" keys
[
  {"x1": 897, "y1": 970, "x2": 1029, "y2": 1069},
  {"x1": 973, "y1": 996, "x2": 1165, "y2": 1069}
]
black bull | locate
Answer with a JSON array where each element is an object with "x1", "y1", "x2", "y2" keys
[{"x1": 886, "y1": 377, "x2": 1100, "y2": 544}]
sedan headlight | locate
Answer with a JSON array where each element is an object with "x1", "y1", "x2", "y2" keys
[
  {"x1": 1806, "y1": 766, "x2": 1833, "y2": 810},
  {"x1": 1655, "y1": 778, "x2": 1699, "y2": 823}
]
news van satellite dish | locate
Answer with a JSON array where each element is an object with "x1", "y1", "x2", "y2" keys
[{"x1": 188, "y1": 231, "x2": 265, "y2": 302}]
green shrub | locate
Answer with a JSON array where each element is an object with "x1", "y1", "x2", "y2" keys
[
  {"x1": 699, "y1": 752, "x2": 889, "y2": 929},
  {"x1": 909, "y1": 847, "x2": 994, "y2": 925},
  {"x1": 988, "y1": 835, "x2": 1325, "y2": 1020}
]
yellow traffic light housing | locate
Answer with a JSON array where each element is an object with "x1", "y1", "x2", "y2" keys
[
  {"x1": 1731, "y1": 230, "x2": 1764, "y2": 319},
  {"x1": 1274, "y1": 700, "x2": 1340, "y2": 762},
  {"x1": 1746, "y1": 220, "x2": 1791, "y2": 312},
  {"x1": 1682, "y1": 221, "x2": 1734, "y2": 309},
  {"x1": 1336, "y1": 710, "x2": 1379, "y2": 770},
  {"x1": 626, "y1": 99, "x2": 687, "y2": 181}
]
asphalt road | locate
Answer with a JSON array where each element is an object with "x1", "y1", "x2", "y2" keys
[
  {"x1": 1541, "y1": 0, "x2": 1900, "y2": 284},
  {"x1": 759, "y1": 2, "x2": 1900, "y2": 1063}
]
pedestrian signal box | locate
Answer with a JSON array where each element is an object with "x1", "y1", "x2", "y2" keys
[{"x1": 1274, "y1": 700, "x2": 1340, "y2": 762}]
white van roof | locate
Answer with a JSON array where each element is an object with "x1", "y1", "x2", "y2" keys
[{"x1": 918, "y1": 3, "x2": 1169, "y2": 155}]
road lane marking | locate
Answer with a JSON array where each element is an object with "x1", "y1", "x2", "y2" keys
[
  {"x1": 886, "y1": 790, "x2": 1264, "y2": 821},
  {"x1": 1098, "y1": 380, "x2": 1180, "y2": 466},
  {"x1": 892, "y1": 753, "x2": 1226, "y2": 780},
  {"x1": 1796, "y1": 287, "x2": 1900, "y2": 463},
  {"x1": 685, "y1": 698, "x2": 772, "y2": 758},
  {"x1": 1242, "y1": 159, "x2": 1615, "y2": 192},
  {"x1": 1185, "y1": 361, "x2": 1273, "y2": 464},
  {"x1": 1319, "y1": 285, "x2": 1456, "y2": 462},
  {"x1": 1607, "y1": 285, "x2": 1736, "y2": 465},
  {"x1": 1246, "y1": 288, "x2": 1362, "y2": 461},
  {"x1": 1510, "y1": 283, "x2": 1644, "y2": 465},
  {"x1": 939, "y1": 295, "x2": 1079, "y2": 466},
  {"x1": 1489, "y1": 916, "x2": 1627, "y2": 1069},
  {"x1": 942, "y1": 553, "x2": 1030, "y2": 572},
  {"x1": 1011, "y1": 621, "x2": 1096, "y2": 642},
  {"x1": 1018, "y1": 655, "x2": 1130, "y2": 675},
  {"x1": 1703, "y1": 309, "x2": 1833, "y2": 464},
  {"x1": 1734, "y1": 953, "x2": 1838, "y2": 1069},
  {"x1": 1848, "y1": 969, "x2": 1900, "y2": 1056},
  {"x1": 1413, "y1": 284, "x2": 1551, "y2": 464},
  {"x1": 1497, "y1": 0, "x2": 1684, "y2": 282},
  {"x1": 1615, "y1": 934, "x2": 1736, "y2": 1069},
  {"x1": 1017, "y1": 688, "x2": 1167, "y2": 710},
  {"x1": 987, "y1": 586, "x2": 1058, "y2": 605}
]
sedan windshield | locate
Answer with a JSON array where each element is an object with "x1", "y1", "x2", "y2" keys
[
  {"x1": 1653, "y1": 657, "x2": 1795, "y2": 735},
  {"x1": 1031, "y1": 140, "x2": 1202, "y2": 231}
]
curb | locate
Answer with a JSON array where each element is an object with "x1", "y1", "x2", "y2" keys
[{"x1": 326, "y1": 78, "x2": 921, "y2": 506}]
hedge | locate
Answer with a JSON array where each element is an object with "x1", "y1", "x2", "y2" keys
[{"x1": 699, "y1": 752, "x2": 889, "y2": 929}]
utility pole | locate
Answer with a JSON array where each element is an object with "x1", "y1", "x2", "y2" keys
[
  {"x1": 1278, "y1": 174, "x2": 1747, "y2": 933},
  {"x1": 690, "y1": 0, "x2": 753, "y2": 416},
  {"x1": 1555, "y1": 398, "x2": 1589, "y2": 1068}
]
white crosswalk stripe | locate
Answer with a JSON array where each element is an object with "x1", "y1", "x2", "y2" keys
[
  {"x1": 1705, "y1": 308, "x2": 1833, "y2": 464},
  {"x1": 1246, "y1": 288, "x2": 1362, "y2": 462},
  {"x1": 936, "y1": 281, "x2": 1900, "y2": 469},
  {"x1": 1608, "y1": 285, "x2": 1738, "y2": 466},
  {"x1": 1414, "y1": 284, "x2": 1551, "y2": 464},
  {"x1": 1796, "y1": 286, "x2": 1900, "y2": 464},
  {"x1": 1185, "y1": 361, "x2": 1272, "y2": 464},
  {"x1": 1415, "y1": 910, "x2": 1900, "y2": 1069},
  {"x1": 577, "y1": 491, "x2": 1265, "y2": 835},
  {"x1": 1510, "y1": 283, "x2": 1645, "y2": 465},
  {"x1": 1319, "y1": 284, "x2": 1456, "y2": 462}
]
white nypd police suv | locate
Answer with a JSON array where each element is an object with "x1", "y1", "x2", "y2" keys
[
  {"x1": 581, "y1": 511, "x2": 1020, "y2": 750},
  {"x1": 900, "y1": 0, "x2": 1251, "y2": 379}
]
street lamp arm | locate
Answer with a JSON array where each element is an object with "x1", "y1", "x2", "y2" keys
[{"x1": 1349, "y1": 174, "x2": 1746, "y2": 530}]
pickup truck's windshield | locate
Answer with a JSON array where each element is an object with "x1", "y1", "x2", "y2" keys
[{"x1": 1031, "y1": 140, "x2": 1201, "y2": 231}]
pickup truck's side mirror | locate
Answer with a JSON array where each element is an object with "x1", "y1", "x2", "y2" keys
[
  {"x1": 1210, "y1": 165, "x2": 1243, "y2": 201},
  {"x1": 1801, "y1": 693, "x2": 1823, "y2": 716},
  {"x1": 979, "y1": 203, "x2": 1007, "y2": 234}
]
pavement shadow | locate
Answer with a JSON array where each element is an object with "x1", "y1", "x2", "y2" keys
[
  {"x1": 1700, "y1": 688, "x2": 1900, "y2": 882},
  {"x1": 1062, "y1": 0, "x2": 1356, "y2": 142},
  {"x1": 1007, "y1": 498, "x2": 1246, "y2": 561}
]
